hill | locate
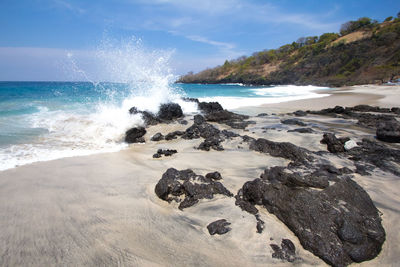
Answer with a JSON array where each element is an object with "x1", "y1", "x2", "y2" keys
[{"x1": 177, "y1": 15, "x2": 400, "y2": 87}]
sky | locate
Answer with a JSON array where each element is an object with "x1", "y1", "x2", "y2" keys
[{"x1": 0, "y1": 0, "x2": 399, "y2": 81}]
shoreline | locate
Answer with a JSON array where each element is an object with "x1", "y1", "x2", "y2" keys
[
  {"x1": 234, "y1": 84, "x2": 400, "y2": 115},
  {"x1": 0, "y1": 84, "x2": 399, "y2": 266}
]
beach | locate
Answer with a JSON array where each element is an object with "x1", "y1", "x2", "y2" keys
[{"x1": 0, "y1": 84, "x2": 399, "y2": 266}]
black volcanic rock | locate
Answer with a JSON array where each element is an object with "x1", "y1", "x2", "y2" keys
[
  {"x1": 249, "y1": 138, "x2": 313, "y2": 165},
  {"x1": 205, "y1": 171, "x2": 222, "y2": 181},
  {"x1": 287, "y1": 128, "x2": 314, "y2": 133},
  {"x1": 238, "y1": 175, "x2": 385, "y2": 266},
  {"x1": 125, "y1": 127, "x2": 146, "y2": 143},
  {"x1": 198, "y1": 101, "x2": 223, "y2": 114},
  {"x1": 151, "y1": 132, "x2": 164, "y2": 141},
  {"x1": 281, "y1": 118, "x2": 307, "y2": 126},
  {"x1": 347, "y1": 138, "x2": 400, "y2": 176},
  {"x1": 207, "y1": 219, "x2": 231, "y2": 235},
  {"x1": 270, "y1": 239, "x2": 297, "y2": 262},
  {"x1": 197, "y1": 136, "x2": 224, "y2": 151},
  {"x1": 320, "y1": 133, "x2": 349, "y2": 153},
  {"x1": 293, "y1": 110, "x2": 307, "y2": 117},
  {"x1": 153, "y1": 149, "x2": 177, "y2": 158},
  {"x1": 155, "y1": 168, "x2": 233, "y2": 210},
  {"x1": 157, "y1": 103, "x2": 183, "y2": 121},
  {"x1": 165, "y1": 131, "x2": 185, "y2": 140},
  {"x1": 376, "y1": 119, "x2": 400, "y2": 143}
]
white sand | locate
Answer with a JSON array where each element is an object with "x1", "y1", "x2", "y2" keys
[{"x1": 0, "y1": 84, "x2": 399, "y2": 266}]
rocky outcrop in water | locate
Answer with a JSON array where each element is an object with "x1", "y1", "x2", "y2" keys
[
  {"x1": 125, "y1": 127, "x2": 146, "y2": 143},
  {"x1": 129, "y1": 102, "x2": 183, "y2": 126}
]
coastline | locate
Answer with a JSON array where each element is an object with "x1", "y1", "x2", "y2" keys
[
  {"x1": 0, "y1": 84, "x2": 399, "y2": 266},
  {"x1": 234, "y1": 84, "x2": 400, "y2": 115}
]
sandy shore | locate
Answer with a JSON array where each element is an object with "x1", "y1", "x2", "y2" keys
[
  {"x1": 0, "y1": 84, "x2": 399, "y2": 266},
  {"x1": 235, "y1": 84, "x2": 400, "y2": 115}
]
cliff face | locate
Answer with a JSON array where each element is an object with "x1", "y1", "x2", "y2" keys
[{"x1": 177, "y1": 19, "x2": 400, "y2": 87}]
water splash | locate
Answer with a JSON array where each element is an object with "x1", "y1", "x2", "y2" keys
[{"x1": 0, "y1": 37, "x2": 196, "y2": 171}]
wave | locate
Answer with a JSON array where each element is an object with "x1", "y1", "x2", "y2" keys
[{"x1": 199, "y1": 85, "x2": 330, "y2": 109}]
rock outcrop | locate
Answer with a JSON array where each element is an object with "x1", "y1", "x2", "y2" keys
[
  {"x1": 237, "y1": 170, "x2": 385, "y2": 266},
  {"x1": 155, "y1": 168, "x2": 233, "y2": 210}
]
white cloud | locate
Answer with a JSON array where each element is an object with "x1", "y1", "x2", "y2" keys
[{"x1": 51, "y1": 0, "x2": 85, "y2": 14}]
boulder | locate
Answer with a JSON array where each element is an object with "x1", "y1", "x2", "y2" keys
[
  {"x1": 376, "y1": 119, "x2": 400, "y2": 143},
  {"x1": 320, "y1": 133, "x2": 349, "y2": 153},
  {"x1": 151, "y1": 132, "x2": 164, "y2": 141},
  {"x1": 198, "y1": 101, "x2": 223, "y2": 114},
  {"x1": 157, "y1": 103, "x2": 183, "y2": 121},
  {"x1": 155, "y1": 168, "x2": 233, "y2": 210},
  {"x1": 238, "y1": 176, "x2": 385, "y2": 266},
  {"x1": 125, "y1": 127, "x2": 146, "y2": 143},
  {"x1": 165, "y1": 131, "x2": 185, "y2": 141},
  {"x1": 207, "y1": 219, "x2": 231, "y2": 235}
]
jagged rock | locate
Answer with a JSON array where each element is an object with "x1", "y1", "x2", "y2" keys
[
  {"x1": 320, "y1": 133, "x2": 349, "y2": 153},
  {"x1": 287, "y1": 128, "x2": 314, "y2": 133},
  {"x1": 205, "y1": 171, "x2": 222, "y2": 181},
  {"x1": 347, "y1": 138, "x2": 400, "y2": 175},
  {"x1": 257, "y1": 113, "x2": 269, "y2": 117},
  {"x1": 165, "y1": 131, "x2": 185, "y2": 140},
  {"x1": 261, "y1": 166, "x2": 328, "y2": 189},
  {"x1": 349, "y1": 105, "x2": 390, "y2": 113},
  {"x1": 355, "y1": 164, "x2": 372, "y2": 176},
  {"x1": 155, "y1": 168, "x2": 233, "y2": 210},
  {"x1": 238, "y1": 176, "x2": 385, "y2": 266},
  {"x1": 222, "y1": 129, "x2": 240, "y2": 138},
  {"x1": 179, "y1": 119, "x2": 188, "y2": 125},
  {"x1": 125, "y1": 127, "x2": 146, "y2": 143},
  {"x1": 198, "y1": 101, "x2": 223, "y2": 114},
  {"x1": 281, "y1": 119, "x2": 307, "y2": 126},
  {"x1": 157, "y1": 103, "x2": 183, "y2": 121},
  {"x1": 153, "y1": 149, "x2": 177, "y2": 158},
  {"x1": 198, "y1": 136, "x2": 224, "y2": 151},
  {"x1": 207, "y1": 219, "x2": 231, "y2": 235},
  {"x1": 249, "y1": 138, "x2": 313, "y2": 165},
  {"x1": 194, "y1": 114, "x2": 205, "y2": 125},
  {"x1": 182, "y1": 120, "x2": 220, "y2": 140},
  {"x1": 151, "y1": 132, "x2": 164, "y2": 141},
  {"x1": 182, "y1": 97, "x2": 200, "y2": 103},
  {"x1": 270, "y1": 239, "x2": 297, "y2": 262},
  {"x1": 376, "y1": 119, "x2": 400, "y2": 143},
  {"x1": 129, "y1": 107, "x2": 161, "y2": 126}
]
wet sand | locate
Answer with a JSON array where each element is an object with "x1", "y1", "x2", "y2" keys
[{"x1": 0, "y1": 84, "x2": 399, "y2": 266}]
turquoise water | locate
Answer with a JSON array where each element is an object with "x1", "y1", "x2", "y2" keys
[{"x1": 0, "y1": 81, "x2": 329, "y2": 170}]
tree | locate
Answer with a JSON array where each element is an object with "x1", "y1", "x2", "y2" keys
[
  {"x1": 397, "y1": 11, "x2": 400, "y2": 19},
  {"x1": 297, "y1": 37, "x2": 306, "y2": 47},
  {"x1": 340, "y1": 17, "x2": 373, "y2": 36},
  {"x1": 384, "y1": 16, "x2": 393, "y2": 22}
]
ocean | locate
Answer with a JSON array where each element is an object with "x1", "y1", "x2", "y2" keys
[{"x1": 0, "y1": 81, "x2": 330, "y2": 170}]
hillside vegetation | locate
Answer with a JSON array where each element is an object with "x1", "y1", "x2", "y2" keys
[{"x1": 177, "y1": 15, "x2": 400, "y2": 87}]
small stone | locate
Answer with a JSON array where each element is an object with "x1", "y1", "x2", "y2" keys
[
  {"x1": 344, "y1": 140, "x2": 358, "y2": 151},
  {"x1": 207, "y1": 219, "x2": 231, "y2": 235}
]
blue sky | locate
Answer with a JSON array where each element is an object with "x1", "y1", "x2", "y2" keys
[{"x1": 0, "y1": 0, "x2": 399, "y2": 81}]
